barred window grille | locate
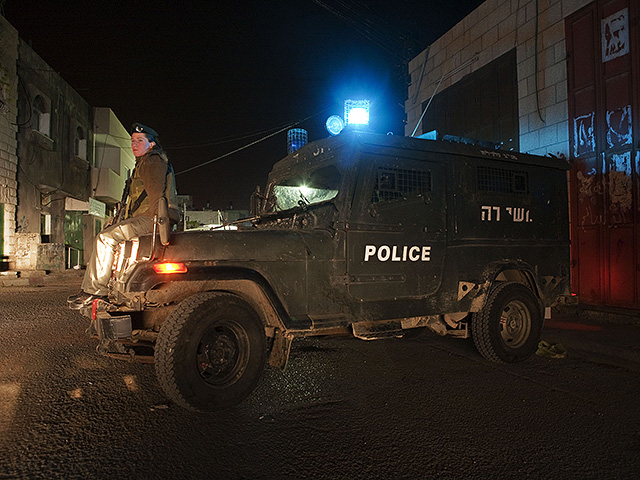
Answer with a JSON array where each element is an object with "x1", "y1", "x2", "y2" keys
[
  {"x1": 477, "y1": 166, "x2": 528, "y2": 194},
  {"x1": 372, "y1": 167, "x2": 431, "y2": 203}
]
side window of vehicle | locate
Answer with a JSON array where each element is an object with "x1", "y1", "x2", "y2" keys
[
  {"x1": 371, "y1": 166, "x2": 432, "y2": 203},
  {"x1": 477, "y1": 165, "x2": 529, "y2": 195}
]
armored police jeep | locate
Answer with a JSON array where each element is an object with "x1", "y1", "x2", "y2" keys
[{"x1": 86, "y1": 131, "x2": 570, "y2": 412}]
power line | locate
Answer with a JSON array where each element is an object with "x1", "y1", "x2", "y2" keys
[
  {"x1": 165, "y1": 121, "x2": 297, "y2": 149},
  {"x1": 175, "y1": 110, "x2": 326, "y2": 176},
  {"x1": 310, "y1": 0, "x2": 418, "y2": 62}
]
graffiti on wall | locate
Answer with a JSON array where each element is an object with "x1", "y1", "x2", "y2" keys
[
  {"x1": 16, "y1": 215, "x2": 29, "y2": 233},
  {"x1": 576, "y1": 167, "x2": 603, "y2": 226},
  {"x1": 608, "y1": 152, "x2": 632, "y2": 224},
  {"x1": 602, "y1": 8, "x2": 629, "y2": 62},
  {"x1": 573, "y1": 112, "x2": 595, "y2": 157},
  {"x1": 606, "y1": 105, "x2": 632, "y2": 149}
]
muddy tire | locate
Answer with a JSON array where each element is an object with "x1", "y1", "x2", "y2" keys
[
  {"x1": 154, "y1": 292, "x2": 266, "y2": 411},
  {"x1": 471, "y1": 282, "x2": 542, "y2": 363}
]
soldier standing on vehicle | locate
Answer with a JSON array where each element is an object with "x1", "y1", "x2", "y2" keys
[{"x1": 68, "y1": 123, "x2": 179, "y2": 310}]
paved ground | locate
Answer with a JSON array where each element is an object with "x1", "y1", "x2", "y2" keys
[
  {"x1": 3, "y1": 269, "x2": 640, "y2": 374},
  {"x1": 1, "y1": 271, "x2": 639, "y2": 479}
]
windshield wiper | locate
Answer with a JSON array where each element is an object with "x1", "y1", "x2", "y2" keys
[{"x1": 298, "y1": 191, "x2": 310, "y2": 208}]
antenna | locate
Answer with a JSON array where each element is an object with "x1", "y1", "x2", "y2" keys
[{"x1": 410, "y1": 56, "x2": 479, "y2": 137}]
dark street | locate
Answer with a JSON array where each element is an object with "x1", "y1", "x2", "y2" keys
[{"x1": 1, "y1": 274, "x2": 639, "y2": 479}]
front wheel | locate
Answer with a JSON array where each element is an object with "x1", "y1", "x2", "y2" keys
[
  {"x1": 471, "y1": 282, "x2": 543, "y2": 363},
  {"x1": 155, "y1": 292, "x2": 266, "y2": 411}
]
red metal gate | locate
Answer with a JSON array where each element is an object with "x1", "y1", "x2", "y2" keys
[{"x1": 566, "y1": 0, "x2": 640, "y2": 308}]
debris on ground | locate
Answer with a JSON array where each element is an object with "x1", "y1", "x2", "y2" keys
[{"x1": 536, "y1": 340, "x2": 568, "y2": 359}]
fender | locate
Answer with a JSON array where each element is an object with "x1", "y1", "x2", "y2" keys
[
  {"x1": 480, "y1": 260, "x2": 542, "y2": 299},
  {"x1": 121, "y1": 263, "x2": 309, "y2": 331}
]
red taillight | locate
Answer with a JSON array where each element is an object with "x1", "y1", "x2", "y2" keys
[{"x1": 153, "y1": 262, "x2": 187, "y2": 274}]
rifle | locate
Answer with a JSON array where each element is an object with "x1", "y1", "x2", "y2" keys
[{"x1": 104, "y1": 176, "x2": 131, "y2": 228}]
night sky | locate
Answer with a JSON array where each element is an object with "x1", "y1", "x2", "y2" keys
[{"x1": 3, "y1": 0, "x2": 483, "y2": 210}]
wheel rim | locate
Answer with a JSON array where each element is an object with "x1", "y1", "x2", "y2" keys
[
  {"x1": 498, "y1": 299, "x2": 531, "y2": 349},
  {"x1": 197, "y1": 321, "x2": 249, "y2": 386}
]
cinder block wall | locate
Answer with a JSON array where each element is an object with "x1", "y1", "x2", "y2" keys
[
  {"x1": 406, "y1": 0, "x2": 592, "y2": 156},
  {"x1": 0, "y1": 15, "x2": 19, "y2": 264}
]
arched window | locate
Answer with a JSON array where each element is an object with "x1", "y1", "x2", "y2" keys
[{"x1": 74, "y1": 126, "x2": 86, "y2": 159}]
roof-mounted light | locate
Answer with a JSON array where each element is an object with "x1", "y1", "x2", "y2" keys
[
  {"x1": 325, "y1": 115, "x2": 345, "y2": 135},
  {"x1": 344, "y1": 99, "x2": 370, "y2": 126},
  {"x1": 287, "y1": 128, "x2": 308, "y2": 154}
]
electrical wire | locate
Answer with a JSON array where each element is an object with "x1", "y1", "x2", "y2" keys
[
  {"x1": 175, "y1": 123, "x2": 295, "y2": 177},
  {"x1": 175, "y1": 110, "x2": 326, "y2": 176},
  {"x1": 102, "y1": 120, "x2": 303, "y2": 150},
  {"x1": 165, "y1": 120, "x2": 298, "y2": 149},
  {"x1": 310, "y1": 0, "x2": 411, "y2": 63},
  {"x1": 13, "y1": 77, "x2": 33, "y2": 127}
]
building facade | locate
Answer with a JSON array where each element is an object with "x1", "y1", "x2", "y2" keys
[
  {"x1": 406, "y1": 0, "x2": 639, "y2": 310},
  {"x1": 15, "y1": 40, "x2": 94, "y2": 270},
  {"x1": 0, "y1": 15, "x2": 19, "y2": 271},
  {"x1": 1, "y1": 14, "x2": 132, "y2": 272}
]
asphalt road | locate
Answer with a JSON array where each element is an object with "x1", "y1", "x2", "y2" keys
[{"x1": 1, "y1": 277, "x2": 639, "y2": 479}]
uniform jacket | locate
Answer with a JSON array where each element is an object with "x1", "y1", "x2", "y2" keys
[{"x1": 126, "y1": 149, "x2": 179, "y2": 221}]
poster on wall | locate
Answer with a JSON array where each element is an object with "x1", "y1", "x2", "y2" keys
[{"x1": 602, "y1": 8, "x2": 629, "y2": 62}]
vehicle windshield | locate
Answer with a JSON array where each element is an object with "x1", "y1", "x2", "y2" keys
[{"x1": 266, "y1": 164, "x2": 342, "y2": 212}]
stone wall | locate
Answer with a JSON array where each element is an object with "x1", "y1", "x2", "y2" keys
[
  {"x1": 406, "y1": 0, "x2": 593, "y2": 156},
  {"x1": 0, "y1": 15, "x2": 19, "y2": 266}
]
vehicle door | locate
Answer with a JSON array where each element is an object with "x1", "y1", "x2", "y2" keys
[{"x1": 346, "y1": 152, "x2": 446, "y2": 301}]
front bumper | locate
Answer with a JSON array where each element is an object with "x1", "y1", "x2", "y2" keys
[{"x1": 86, "y1": 299, "x2": 155, "y2": 363}]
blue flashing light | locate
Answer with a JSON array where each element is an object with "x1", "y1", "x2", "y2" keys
[
  {"x1": 349, "y1": 107, "x2": 369, "y2": 124},
  {"x1": 344, "y1": 99, "x2": 370, "y2": 126},
  {"x1": 287, "y1": 128, "x2": 308, "y2": 154},
  {"x1": 325, "y1": 115, "x2": 345, "y2": 135}
]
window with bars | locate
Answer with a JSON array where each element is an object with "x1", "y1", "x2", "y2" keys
[
  {"x1": 372, "y1": 166, "x2": 431, "y2": 203},
  {"x1": 477, "y1": 166, "x2": 528, "y2": 194}
]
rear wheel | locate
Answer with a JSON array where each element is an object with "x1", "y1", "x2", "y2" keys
[
  {"x1": 471, "y1": 282, "x2": 542, "y2": 363},
  {"x1": 155, "y1": 292, "x2": 266, "y2": 411}
]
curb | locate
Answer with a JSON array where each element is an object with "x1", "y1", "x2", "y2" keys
[
  {"x1": 542, "y1": 313, "x2": 640, "y2": 374},
  {"x1": 554, "y1": 304, "x2": 640, "y2": 326},
  {"x1": 542, "y1": 329, "x2": 640, "y2": 374},
  {"x1": 0, "y1": 270, "x2": 84, "y2": 288}
]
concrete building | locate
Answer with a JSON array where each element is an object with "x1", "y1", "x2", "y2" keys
[
  {"x1": 64, "y1": 107, "x2": 135, "y2": 266},
  {"x1": 0, "y1": 14, "x2": 132, "y2": 273},
  {"x1": 406, "y1": 0, "x2": 639, "y2": 310},
  {"x1": 15, "y1": 38, "x2": 94, "y2": 271}
]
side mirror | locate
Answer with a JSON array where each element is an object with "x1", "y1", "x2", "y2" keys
[
  {"x1": 250, "y1": 185, "x2": 264, "y2": 217},
  {"x1": 157, "y1": 197, "x2": 171, "y2": 246}
]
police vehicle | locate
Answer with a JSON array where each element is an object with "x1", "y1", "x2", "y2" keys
[{"x1": 85, "y1": 131, "x2": 571, "y2": 412}]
